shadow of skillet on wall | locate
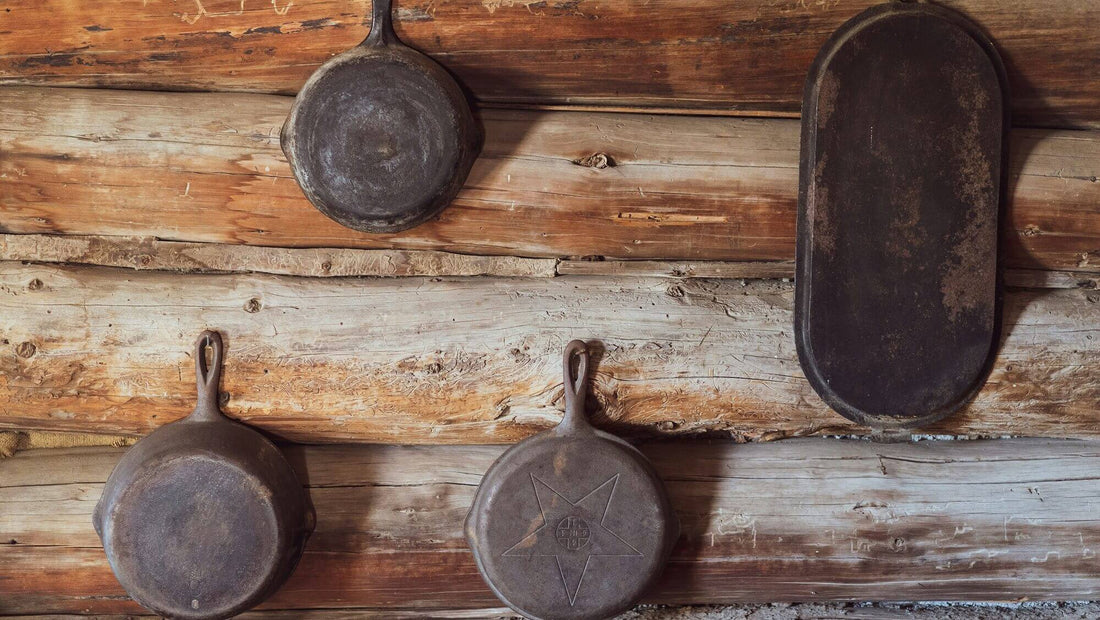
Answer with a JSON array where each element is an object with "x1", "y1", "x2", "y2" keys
[
  {"x1": 795, "y1": 2, "x2": 1010, "y2": 430},
  {"x1": 93, "y1": 331, "x2": 315, "y2": 620},
  {"x1": 281, "y1": 0, "x2": 482, "y2": 233}
]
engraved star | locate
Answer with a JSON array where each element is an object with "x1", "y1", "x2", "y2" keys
[{"x1": 502, "y1": 473, "x2": 643, "y2": 606}]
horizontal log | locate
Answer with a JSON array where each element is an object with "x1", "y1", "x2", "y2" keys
[
  {"x1": 2, "y1": 89, "x2": 1098, "y2": 272},
  {"x1": 8, "y1": 233, "x2": 1098, "y2": 291},
  {"x1": 0, "y1": 1, "x2": 1097, "y2": 127},
  {"x1": 0, "y1": 261, "x2": 1096, "y2": 443},
  {"x1": 0, "y1": 233, "x2": 557, "y2": 278},
  {"x1": 4, "y1": 439, "x2": 1100, "y2": 613}
]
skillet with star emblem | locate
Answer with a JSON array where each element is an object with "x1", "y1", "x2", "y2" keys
[{"x1": 465, "y1": 340, "x2": 678, "y2": 620}]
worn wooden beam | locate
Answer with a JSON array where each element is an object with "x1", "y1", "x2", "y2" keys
[
  {"x1": 4, "y1": 439, "x2": 1100, "y2": 613},
  {"x1": 2, "y1": 89, "x2": 1098, "y2": 272},
  {"x1": 8, "y1": 233, "x2": 1098, "y2": 291},
  {"x1": 1, "y1": 1, "x2": 1098, "y2": 127},
  {"x1": 0, "y1": 233, "x2": 558, "y2": 278},
  {"x1": 556, "y1": 259, "x2": 1099, "y2": 291},
  {"x1": 0, "y1": 261, "x2": 1095, "y2": 443}
]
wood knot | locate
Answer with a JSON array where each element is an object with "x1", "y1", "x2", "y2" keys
[
  {"x1": 573, "y1": 152, "x2": 614, "y2": 169},
  {"x1": 665, "y1": 285, "x2": 686, "y2": 298},
  {"x1": 16, "y1": 342, "x2": 36, "y2": 358},
  {"x1": 27, "y1": 278, "x2": 43, "y2": 291},
  {"x1": 243, "y1": 298, "x2": 262, "y2": 313}
]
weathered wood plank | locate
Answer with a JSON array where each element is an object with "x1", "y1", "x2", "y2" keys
[
  {"x1": 2, "y1": 89, "x2": 1098, "y2": 271},
  {"x1": 4, "y1": 439, "x2": 1100, "y2": 613},
  {"x1": 0, "y1": 233, "x2": 557, "y2": 278},
  {"x1": 0, "y1": 1, "x2": 1097, "y2": 127},
  {"x1": 0, "y1": 261, "x2": 1095, "y2": 443},
  {"x1": 557, "y1": 259, "x2": 1100, "y2": 291},
  {"x1": 9, "y1": 233, "x2": 1098, "y2": 291}
]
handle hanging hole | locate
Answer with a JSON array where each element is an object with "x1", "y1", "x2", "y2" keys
[
  {"x1": 194, "y1": 330, "x2": 224, "y2": 409},
  {"x1": 560, "y1": 340, "x2": 591, "y2": 430}
]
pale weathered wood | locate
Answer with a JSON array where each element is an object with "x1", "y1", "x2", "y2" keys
[
  {"x1": 0, "y1": 0, "x2": 1097, "y2": 127},
  {"x1": 0, "y1": 261, "x2": 1095, "y2": 443},
  {"x1": 8, "y1": 234, "x2": 1097, "y2": 290},
  {"x1": 0, "y1": 233, "x2": 557, "y2": 278},
  {"x1": 4, "y1": 439, "x2": 1100, "y2": 613},
  {"x1": 557, "y1": 260, "x2": 1100, "y2": 291},
  {"x1": 2, "y1": 89, "x2": 1098, "y2": 271}
]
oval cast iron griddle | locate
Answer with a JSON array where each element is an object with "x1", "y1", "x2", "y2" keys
[
  {"x1": 466, "y1": 341, "x2": 678, "y2": 620},
  {"x1": 93, "y1": 331, "x2": 315, "y2": 620},
  {"x1": 796, "y1": 2, "x2": 1008, "y2": 429},
  {"x1": 281, "y1": 0, "x2": 481, "y2": 233}
]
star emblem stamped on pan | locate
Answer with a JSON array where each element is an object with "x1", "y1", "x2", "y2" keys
[{"x1": 502, "y1": 473, "x2": 643, "y2": 605}]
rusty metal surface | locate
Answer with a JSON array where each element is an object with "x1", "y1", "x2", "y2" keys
[
  {"x1": 281, "y1": 0, "x2": 481, "y2": 233},
  {"x1": 93, "y1": 331, "x2": 314, "y2": 620},
  {"x1": 466, "y1": 341, "x2": 678, "y2": 620},
  {"x1": 796, "y1": 2, "x2": 1008, "y2": 429}
]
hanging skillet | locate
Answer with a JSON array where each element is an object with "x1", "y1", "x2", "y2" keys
[
  {"x1": 93, "y1": 331, "x2": 314, "y2": 619},
  {"x1": 795, "y1": 2, "x2": 1008, "y2": 429},
  {"x1": 466, "y1": 341, "x2": 678, "y2": 620},
  {"x1": 282, "y1": 0, "x2": 481, "y2": 233}
]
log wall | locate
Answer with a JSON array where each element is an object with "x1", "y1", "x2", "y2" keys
[{"x1": 1, "y1": 0, "x2": 1098, "y2": 614}]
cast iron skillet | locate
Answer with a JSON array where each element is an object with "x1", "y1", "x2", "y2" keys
[
  {"x1": 795, "y1": 2, "x2": 1008, "y2": 429},
  {"x1": 93, "y1": 331, "x2": 314, "y2": 620},
  {"x1": 282, "y1": 0, "x2": 481, "y2": 233},
  {"x1": 466, "y1": 341, "x2": 678, "y2": 620}
]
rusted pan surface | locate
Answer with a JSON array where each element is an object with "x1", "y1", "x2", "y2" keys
[
  {"x1": 466, "y1": 341, "x2": 676, "y2": 619},
  {"x1": 281, "y1": 0, "x2": 480, "y2": 233},
  {"x1": 797, "y1": 3, "x2": 1007, "y2": 428}
]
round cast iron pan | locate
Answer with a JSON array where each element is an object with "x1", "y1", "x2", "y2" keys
[
  {"x1": 466, "y1": 341, "x2": 679, "y2": 620},
  {"x1": 282, "y1": 0, "x2": 481, "y2": 233},
  {"x1": 93, "y1": 331, "x2": 315, "y2": 620}
]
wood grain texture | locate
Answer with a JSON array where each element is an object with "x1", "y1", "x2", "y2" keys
[
  {"x1": 2, "y1": 89, "x2": 1098, "y2": 271},
  {"x1": 0, "y1": 261, "x2": 1096, "y2": 443},
  {"x1": 9, "y1": 233, "x2": 1097, "y2": 291},
  {"x1": 0, "y1": 0, "x2": 1097, "y2": 127},
  {"x1": 0, "y1": 233, "x2": 557, "y2": 278},
  {"x1": 4, "y1": 439, "x2": 1100, "y2": 613}
]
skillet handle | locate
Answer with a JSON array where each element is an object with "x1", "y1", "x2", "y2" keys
[
  {"x1": 363, "y1": 0, "x2": 397, "y2": 47},
  {"x1": 560, "y1": 340, "x2": 592, "y2": 433},
  {"x1": 193, "y1": 330, "x2": 225, "y2": 419}
]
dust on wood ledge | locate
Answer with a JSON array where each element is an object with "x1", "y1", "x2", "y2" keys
[
  {"x1": 1, "y1": 0, "x2": 1098, "y2": 128},
  {"x1": 4, "y1": 438, "x2": 1100, "y2": 614},
  {"x1": 13, "y1": 606, "x2": 1100, "y2": 620},
  {"x1": 2, "y1": 88, "x2": 1098, "y2": 273},
  {"x1": 0, "y1": 261, "x2": 1095, "y2": 444}
]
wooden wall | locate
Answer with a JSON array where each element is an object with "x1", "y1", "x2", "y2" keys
[{"x1": 0, "y1": 0, "x2": 1098, "y2": 616}]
